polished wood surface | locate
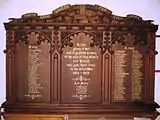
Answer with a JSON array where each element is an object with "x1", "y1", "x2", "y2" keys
[{"x1": 1, "y1": 4, "x2": 159, "y2": 120}]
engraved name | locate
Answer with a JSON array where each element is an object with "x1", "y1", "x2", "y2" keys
[
  {"x1": 25, "y1": 45, "x2": 43, "y2": 100},
  {"x1": 64, "y1": 41, "x2": 98, "y2": 100}
]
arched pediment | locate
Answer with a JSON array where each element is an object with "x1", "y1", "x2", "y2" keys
[
  {"x1": 52, "y1": 4, "x2": 112, "y2": 24},
  {"x1": 7, "y1": 4, "x2": 150, "y2": 24}
]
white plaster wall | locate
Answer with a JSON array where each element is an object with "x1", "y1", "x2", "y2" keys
[{"x1": 0, "y1": 0, "x2": 160, "y2": 106}]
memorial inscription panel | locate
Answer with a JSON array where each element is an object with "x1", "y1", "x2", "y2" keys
[
  {"x1": 61, "y1": 32, "x2": 102, "y2": 103},
  {"x1": 2, "y1": 4, "x2": 158, "y2": 119},
  {"x1": 15, "y1": 32, "x2": 51, "y2": 103},
  {"x1": 113, "y1": 43, "x2": 144, "y2": 102}
]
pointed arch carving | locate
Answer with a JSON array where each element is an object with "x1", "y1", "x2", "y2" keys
[
  {"x1": 4, "y1": 31, "x2": 52, "y2": 53},
  {"x1": 61, "y1": 31, "x2": 102, "y2": 48}
]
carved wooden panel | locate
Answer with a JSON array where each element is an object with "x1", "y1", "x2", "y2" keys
[
  {"x1": 61, "y1": 32, "x2": 102, "y2": 103},
  {"x1": 111, "y1": 40, "x2": 145, "y2": 102},
  {"x1": 15, "y1": 31, "x2": 51, "y2": 103},
  {"x1": 2, "y1": 4, "x2": 159, "y2": 119}
]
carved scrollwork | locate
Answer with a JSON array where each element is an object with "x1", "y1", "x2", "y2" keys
[
  {"x1": 14, "y1": 31, "x2": 28, "y2": 44},
  {"x1": 14, "y1": 31, "x2": 52, "y2": 45},
  {"x1": 59, "y1": 31, "x2": 151, "y2": 55},
  {"x1": 101, "y1": 31, "x2": 150, "y2": 55},
  {"x1": 111, "y1": 32, "x2": 126, "y2": 45},
  {"x1": 106, "y1": 32, "x2": 126, "y2": 54},
  {"x1": 133, "y1": 32, "x2": 148, "y2": 46},
  {"x1": 124, "y1": 32, "x2": 150, "y2": 54},
  {"x1": 88, "y1": 32, "x2": 103, "y2": 49},
  {"x1": 36, "y1": 32, "x2": 52, "y2": 45},
  {"x1": 60, "y1": 31, "x2": 103, "y2": 53},
  {"x1": 61, "y1": 31, "x2": 73, "y2": 49},
  {"x1": 112, "y1": 32, "x2": 148, "y2": 45},
  {"x1": 4, "y1": 31, "x2": 52, "y2": 54},
  {"x1": 60, "y1": 31, "x2": 144, "y2": 55}
]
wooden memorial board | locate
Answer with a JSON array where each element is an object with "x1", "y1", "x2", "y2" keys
[{"x1": 1, "y1": 4, "x2": 159, "y2": 119}]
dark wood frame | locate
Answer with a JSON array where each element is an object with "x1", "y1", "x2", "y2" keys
[{"x1": 1, "y1": 4, "x2": 159, "y2": 120}]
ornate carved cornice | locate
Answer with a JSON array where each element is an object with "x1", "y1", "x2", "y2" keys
[
  {"x1": 3, "y1": 4, "x2": 158, "y2": 54},
  {"x1": 3, "y1": 4, "x2": 158, "y2": 32}
]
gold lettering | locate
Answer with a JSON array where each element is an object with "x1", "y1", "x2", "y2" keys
[
  {"x1": 25, "y1": 45, "x2": 43, "y2": 100},
  {"x1": 63, "y1": 33, "x2": 100, "y2": 100},
  {"x1": 131, "y1": 50, "x2": 143, "y2": 100},
  {"x1": 114, "y1": 50, "x2": 129, "y2": 101},
  {"x1": 53, "y1": 4, "x2": 71, "y2": 14}
]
